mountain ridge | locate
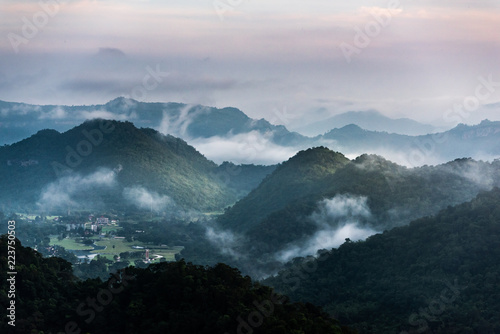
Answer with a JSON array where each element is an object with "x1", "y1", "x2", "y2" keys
[{"x1": 2, "y1": 98, "x2": 499, "y2": 166}]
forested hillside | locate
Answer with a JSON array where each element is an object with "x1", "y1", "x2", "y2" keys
[
  {"x1": 208, "y1": 148, "x2": 500, "y2": 277},
  {"x1": 0, "y1": 120, "x2": 273, "y2": 213},
  {"x1": 264, "y1": 188, "x2": 500, "y2": 333}
]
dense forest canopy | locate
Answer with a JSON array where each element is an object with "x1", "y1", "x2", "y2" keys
[{"x1": 264, "y1": 188, "x2": 500, "y2": 333}]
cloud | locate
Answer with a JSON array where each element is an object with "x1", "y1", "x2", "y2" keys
[
  {"x1": 275, "y1": 194, "x2": 378, "y2": 262},
  {"x1": 39, "y1": 106, "x2": 68, "y2": 120},
  {"x1": 157, "y1": 104, "x2": 208, "y2": 138},
  {"x1": 122, "y1": 186, "x2": 175, "y2": 212},
  {"x1": 313, "y1": 194, "x2": 372, "y2": 221},
  {"x1": 446, "y1": 159, "x2": 498, "y2": 189},
  {"x1": 277, "y1": 223, "x2": 378, "y2": 263},
  {"x1": 37, "y1": 168, "x2": 117, "y2": 209},
  {"x1": 189, "y1": 131, "x2": 300, "y2": 165},
  {"x1": 79, "y1": 109, "x2": 136, "y2": 121},
  {"x1": 205, "y1": 226, "x2": 246, "y2": 261}
]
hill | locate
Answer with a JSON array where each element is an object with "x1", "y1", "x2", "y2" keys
[
  {"x1": 0, "y1": 235, "x2": 355, "y2": 334},
  {"x1": 218, "y1": 147, "x2": 351, "y2": 232},
  {"x1": 0, "y1": 119, "x2": 273, "y2": 213},
  {"x1": 210, "y1": 148, "x2": 500, "y2": 277},
  {"x1": 263, "y1": 188, "x2": 500, "y2": 333}
]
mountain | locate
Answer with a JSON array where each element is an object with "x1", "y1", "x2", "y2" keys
[
  {"x1": 2, "y1": 98, "x2": 499, "y2": 167},
  {"x1": 0, "y1": 236, "x2": 355, "y2": 334},
  {"x1": 0, "y1": 98, "x2": 308, "y2": 147},
  {"x1": 0, "y1": 119, "x2": 274, "y2": 213},
  {"x1": 297, "y1": 110, "x2": 436, "y2": 136},
  {"x1": 210, "y1": 147, "x2": 500, "y2": 277},
  {"x1": 218, "y1": 147, "x2": 351, "y2": 232},
  {"x1": 320, "y1": 120, "x2": 500, "y2": 165},
  {"x1": 263, "y1": 188, "x2": 500, "y2": 333}
]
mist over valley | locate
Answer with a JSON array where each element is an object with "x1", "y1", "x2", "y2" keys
[{"x1": 1, "y1": 1, "x2": 499, "y2": 331}]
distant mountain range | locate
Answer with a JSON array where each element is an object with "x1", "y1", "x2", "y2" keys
[
  {"x1": 0, "y1": 98, "x2": 307, "y2": 147},
  {"x1": 319, "y1": 120, "x2": 500, "y2": 165},
  {"x1": 296, "y1": 110, "x2": 436, "y2": 136},
  {"x1": 1, "y1": 98, "x2": 499, "y2": 166}
]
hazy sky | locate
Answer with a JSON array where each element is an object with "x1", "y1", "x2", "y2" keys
[{"x1": 1, "y1": 0, "x2": 499, "y2": 131}]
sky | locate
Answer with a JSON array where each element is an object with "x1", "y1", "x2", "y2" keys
[{"x1": 1, "y1": 0, "x2": 499, "y2": 132}]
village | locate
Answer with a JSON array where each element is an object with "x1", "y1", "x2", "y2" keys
[{"x1": 16, "y1": 212, "x2": 183, "y2": 271}]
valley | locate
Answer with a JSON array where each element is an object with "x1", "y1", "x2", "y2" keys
[
  {"x1": 2, "y1": 2, "x2": 499, "y2": 332},
  {"x1": 1, "y1": 117, "x2": 499, "y2": 333}
]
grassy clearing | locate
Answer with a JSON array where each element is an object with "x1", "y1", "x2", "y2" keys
[
  {"x1": 50, "y1": 237, "x2": 93, "y2": 250},
  {"x1": 101, "y1": 225, "x2": 122, "y2": 233},
  {"x1": 91, "y1": 238, "x2": 183, "y2": 262}
]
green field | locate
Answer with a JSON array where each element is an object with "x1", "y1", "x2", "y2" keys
[
  {"x1": 101, "y1": 224, "x2": 122, "y2": 233},
  {"x1": 49, "y1": 237, "x2": 93, "y2": 250},
  {"x1": 50, "y1": 236, "x2": 183, "y2": 263},
  {"x1": 91, "y1": 238, "x2": 183, "y2": 262}
]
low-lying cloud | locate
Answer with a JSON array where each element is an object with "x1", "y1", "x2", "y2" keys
[
  {"x1": 122, "y1": 186, "x2": 175, "y2": 212},
  {"x1": 275, "y1": 194, "x2": 379, "y2": 262},
  {"x1": 37, "y1": 168, "x2": 117, "y2": 209},
  {"x1": 190, "y1": 131, "x2": 300, "y2": 165},
  {"x1": 205, "y1": 226, "x2": 246, "y2": 261},
  {"x1": 157, "y1": 104, "x2": 208, "y2": 138}
]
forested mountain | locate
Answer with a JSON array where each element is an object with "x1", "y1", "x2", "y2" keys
[
  {"x1": 219, "y1": 147, "x2": 351, "y2": 232},
  {"x1": 0, "y1": 119, "x2": 273, "y2": 213},
  {"x1": 0, "y1": 236, "x2": 355, "y2": 334},
  {"x1": 263, "y1": 188, "x2": 500, "y2": 333},
  {"x1": 209, "y1": 147, "x2": 500, "y2": 277}
]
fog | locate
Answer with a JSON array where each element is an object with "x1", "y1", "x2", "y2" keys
[
  {"x1": 189, "y1": 131, "x2": 300, "y2": 165},
  {"x1": 205, "y1": 226, "x2": 246, "y2": 262},
  {"x1": 122, "y1": 186, "x2": 176, "y2": 212},
  {"x1": 275, "y1": 194, "x2": 379, "y2": 262},
  {"x1": 37, "y1": 168, "x2": 117, "y2": 209},
  {"x1": 157, "y1": 104, "x2": 209, "y2": 139}
]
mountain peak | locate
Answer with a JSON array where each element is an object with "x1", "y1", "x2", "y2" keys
[
  {"x1": 105, "y1": 97, "x2": 139, "y2": 108},
  {"x1": 35, "y1": 129, "x2": 60, "y2": 137},
  {"x1": 276, "y1": 147, "x2": 350, "y2": 177},
  {"x1": 285, "y1": 146, "x2": 347, "y2": 165},
  {"x1": 296, "y1": 109, "x2": 435, "y2": 136}
]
